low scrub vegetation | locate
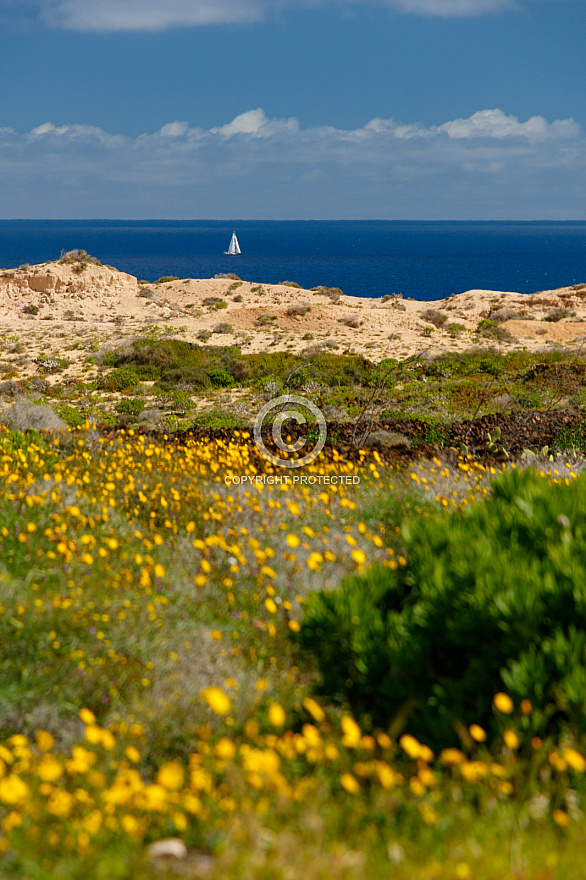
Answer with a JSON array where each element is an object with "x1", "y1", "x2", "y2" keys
[
  {"x1": 421, "y1": 308, "x2": 447, "y2": 329},
  {"x1": 15, "y1": 341, "x2": 586, "y2": 431},
  {"x1": 59, "y1": 249, "x2": 102, "y2": 272},
  {"x1": 286, "y1": 304, "x2": 311, "y2": 317},
  {"x1": 202, "y1": 297, "x2": 228, "y2": 310}
]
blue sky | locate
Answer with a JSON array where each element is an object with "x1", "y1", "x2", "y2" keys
[{"x1": 1, "y1": 0, "x2": 586, "y2": 218}]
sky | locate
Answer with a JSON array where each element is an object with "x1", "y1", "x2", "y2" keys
[{"x1": 1, "y1": 0, "x2": 586, "y2": 218}]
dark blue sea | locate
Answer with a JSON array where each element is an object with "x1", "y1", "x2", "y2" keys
[{"x1": 1, "y1": 220, "x2": 585, "y2": 301}]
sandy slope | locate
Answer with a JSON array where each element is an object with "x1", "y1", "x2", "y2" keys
[{"x1": 2, "y1": 260, "x2": 586, "y2": 382}]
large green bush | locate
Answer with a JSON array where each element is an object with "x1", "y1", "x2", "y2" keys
[
  {"x1": 299, "y1": 468, "x2": 586, "y2": 749},
  {"x1": 100, "y1": 338, "x2": 377, "y2": 391},
  {"x1": 94, "y1": 367, "x2": 141, "y2": 393}
]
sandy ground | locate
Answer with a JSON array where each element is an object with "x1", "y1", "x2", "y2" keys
[{"x1": 2, "y1": 260, "x2": 586, "y2": 383}]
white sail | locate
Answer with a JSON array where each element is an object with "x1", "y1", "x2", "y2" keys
[{"x1": 225, "y1": 232, "x2": 241, "y2": 255}]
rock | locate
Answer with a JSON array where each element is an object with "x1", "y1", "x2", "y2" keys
[
  {"x1": 520, "y1": 448, "x2": 538, "y2": 462},
  {"x1": 491, "y1": 393, "x2": 515, "y2": 408},
  {"x1": 322, "y1": 405, "x2": 348, "y2": 421},
  {"x1": 147, "y1": 838, "x2": 188, "y2": 861},
  {"x1": 184, "y1": 852, "x2": 215, "y2": 877},
  {"x1": 147, "y1": 840, "x2": 215, "y2": 878},
  {"x1": 363, "y1": 430, "x2": 411, "y2": 449}
]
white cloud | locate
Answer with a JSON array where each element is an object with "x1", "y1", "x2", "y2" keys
[
  {"x1": 434, "y1": 109, "x2": 581, "y2": 140},
  {"x1": 1, "y1": 109, "x2": 585, "y2": 218},
  {"x1": 156, "y1": 121, "x2": 191, "y2": 138},
  {"x1": 28, "y1": 0, "x2": 575, "y2": 31},
  {"x1": 40, "y1": 0, "x2": 264, "y2": 31},
  {"x1": 210, "y1": 109, "x2": 300, "y2": 138},
  {"x1": 27, "y1": 121, "x2": 127, "y2": 145},
  {"x1": 381, "y1": 0, "x2": 515, "y2": 16}
]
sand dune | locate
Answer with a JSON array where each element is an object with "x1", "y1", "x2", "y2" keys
[{"x1": 2, "y1": 260, "x2": 586, "y2": 383}]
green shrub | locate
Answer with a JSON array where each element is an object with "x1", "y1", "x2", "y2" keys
[
  {"x1": 56, "y1": 404, "x2": 86, "y2": 427},
  {"x1": 115, "y1": 398, "x2": 145, "y2": 416},
  {"x1": 157, "y1": 276, "x2": 178, "y2": 283},
  {"x1": 545, "y1": 308, "x2": 574, "y2": 322},
  {"x1": 0, "y1": 427, "x2": 54, "y2": 456},
  {"x1": 298, "y1": 468, "x2": 586, "y2": 749},
  {"x1": 35, "y1": 354, "x2": 70, "y2": 374},
  {"x1": 94, "y1": 368, "x2": 141, "y2": 392},
  {"x1": 22, "y1": 304, "x2": 39, "y2": 316},
  {"x1": 134, "y1": 364, "x2": 161, "y2": 381},
  {"x1": 208, "y1": 368, "x2": 235, "y2": 388},
  {"x1": 202, "y1": 297, "x2": 228, "y2": 310},
  {"x1": 191, "y1": 409, "x2": 243, "y2": 430},
  {"x1": 552, "y1": 417, "x2": 586, "y2": 452},
  {"x1": 473, "y1": 320, "x2": 514, "y2": 343},
  {"x1": 421, "y1": 309, "x2": 447, "y2": 329},
  {"x1": 59, "y1": 249, "x2": 101, "y2": 269},
  {"x1": 93, "y1": 338, "x2": 379, "y2": 393}
]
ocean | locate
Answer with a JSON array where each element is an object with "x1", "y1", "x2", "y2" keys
[{"x1": 1, "y1": 220, "x2": 585, "y2": 301}]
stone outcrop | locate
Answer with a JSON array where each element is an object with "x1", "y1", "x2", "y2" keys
[{"x1": 0, "y1": 261, "x2": 138, "y2": 315}]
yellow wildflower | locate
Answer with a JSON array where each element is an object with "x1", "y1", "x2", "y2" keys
[
  {"x1": 440, "y1": 748, "x2": 466, "y2": 766},
  {"x1": 121, "y1": 814, "x2": 144, "y2": 837},
  {"x1": 83, "y1": 810, "x2": 103, "y2": 834},
  {"x1": 553, "y1": 809, "x2": 570, "y2": 827},
  {"x1": 564, "y1": 748, "x2": 586, "y2": 772},
  {"x1": 84, "y1": 725, "x2": 103, "y2": 745},
  {"x1": 268, "y1": 703, "x2": 286, "y2": 728},
  {"x1": 38, "y1": 756, "x2": 63, "y2": 783},
  {"x1": 215, "y1": 738, "x2": 237, "y2": 760},
  {"x1": 48, "y1": 789, "x2": 74, "y2": 817},
  {"x1": 340, "y1": 772, "x2": 360, "y2": 794},
  {"x1": 469, "y1": 724, "x2": 487, "y2": 742},
  {"x1": 157, "y1": 762, "x2": 184, "y2": 791},
  {"x1": 503, "y1": 730, "x2": 519, "y2": 750},
  {"x1": 460, "y1": 761, "x2": 488, "y2": 782},
  {"x1": 200, "y1": 687, "x2": 232, "y2": 716},
  {"x1": 399, "y1": 734, "x2": 422, "y2": 759},
  {"x1": 493, "y1": 692, "x2": 514, "y2": 714},
  {"x1": 1, "y1": 811, "x2": 22, "y2": 832},
  {"x1": 0, "y1": 776, "x2": 29, "y2": 805},
  {"x1": 141, "y1": 784, "x2": 167, "y2": 811},
  {"x1": 125, "y1": 746, "x2": 141, "y2": 763},
  {"x1": 341, "y1": 716, "x2": 362, "y2": 748},
  {"x1": 35, "y1": 730, "x2": 55, "y2": 753}
]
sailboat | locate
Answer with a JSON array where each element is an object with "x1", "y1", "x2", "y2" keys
[{"x1": 224, "y1": 232, "x2": 241, "y2": 255}]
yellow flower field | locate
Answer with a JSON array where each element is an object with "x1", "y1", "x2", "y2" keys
[{"x1": 0, "y1": 423, "x2": 584, "y2": 879}]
